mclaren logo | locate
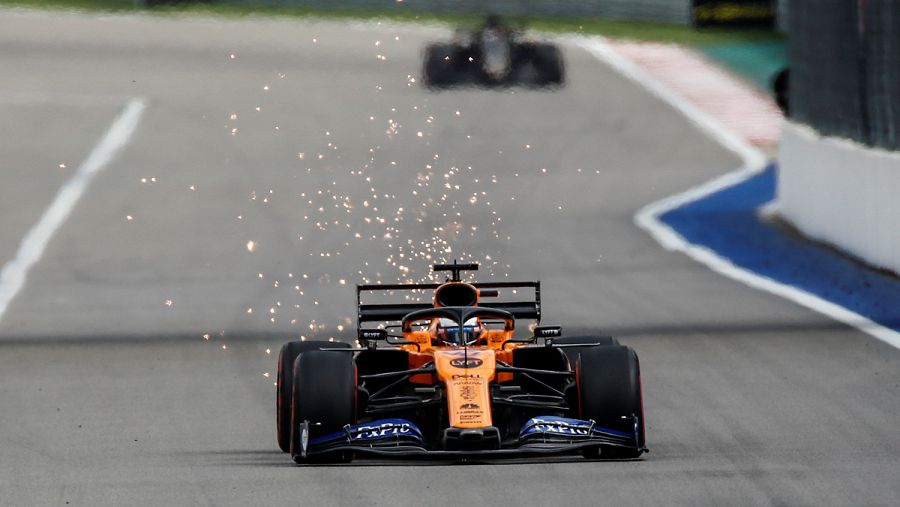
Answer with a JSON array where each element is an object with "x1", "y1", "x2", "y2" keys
[{"x1": 450, "y1": 357, "x2": 483, "y2": 368}]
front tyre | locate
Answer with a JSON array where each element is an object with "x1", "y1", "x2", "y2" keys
[
  {"x1": 576, "y1": 345, "x2": 645, "y2": 459},
  {"x1": 290, "y1": 349, "x2": 357, "y2": 463},
  {"x1": 532, "y1": 43, "x2": 564, "y2": 86},
  {"x1": 276, "y1": 340, "x2": 349, "y2": 452}
]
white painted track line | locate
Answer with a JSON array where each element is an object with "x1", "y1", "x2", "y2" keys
[
  {"x1": 575, "y1": 36, "x2": 900, "y2": 349},
  {"x1": 0, "y1": 97, "x2": 147, "y2": 324}
]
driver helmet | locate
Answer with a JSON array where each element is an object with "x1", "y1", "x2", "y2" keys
[{"x1": 437, "y1": 317, "x2": 482, "y2": 346}]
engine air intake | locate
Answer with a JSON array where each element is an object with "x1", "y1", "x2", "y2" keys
[{"x1": 435, "y1": 283, "x2": 478, "y2": 307}]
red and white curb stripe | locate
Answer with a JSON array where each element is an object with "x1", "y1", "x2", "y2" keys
[{"x1": 603, "y1": 40, "x2": 783, "y2": 147}]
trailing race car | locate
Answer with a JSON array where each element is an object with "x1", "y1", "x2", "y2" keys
[
  {"x1": 276, "y1": 261, "x2": 646, "y2": 463},
  {"x1": 422, "y1": 15, "x2": 565, "y2": 88}
]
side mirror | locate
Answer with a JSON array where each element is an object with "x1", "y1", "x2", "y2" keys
[
  {"x1": 534, "y1": 326, "x2": 562, "y2": 339},
  {"x1": 358, "y1": 328, "x2": 388, "y2": 342}
]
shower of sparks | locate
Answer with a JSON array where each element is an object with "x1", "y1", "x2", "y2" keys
[{"x1": 231, "y1": 78, "x2": 572, "y2": 338}]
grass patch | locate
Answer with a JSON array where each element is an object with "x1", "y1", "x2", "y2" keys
[
  {"x1": 0, "y1": 0, "x2": 782, "y2": 46},
  {"x1": 3, "y1": 0, "x2": 137, "y2": 11}
]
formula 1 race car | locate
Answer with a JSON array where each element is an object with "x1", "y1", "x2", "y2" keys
[
  {"x1": 422, "y1": 15, "x2": 565, "y2": 88},
  {"x1": 276, "y1": 262, "x2": 645, "y2": 463}
]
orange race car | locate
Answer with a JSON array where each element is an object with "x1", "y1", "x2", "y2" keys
[{"x1": 275, "y1": 262, "x2": 646, "y2": 463}]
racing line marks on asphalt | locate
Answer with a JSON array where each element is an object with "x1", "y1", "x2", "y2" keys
[
  {"x1": 575, "y1": 37, "x2": 900, "y2": 349},
  {"x1": 0, "y1": 97, "x2": 146, "y2": 325}
]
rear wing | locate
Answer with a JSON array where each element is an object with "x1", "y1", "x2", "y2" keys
[{"x1": 356, "y1": 281, "x2": 541, "y2": 327}]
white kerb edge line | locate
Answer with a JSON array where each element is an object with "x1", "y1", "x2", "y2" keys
[{"x1": 0, "y1": 97, "x2": 147, "y2": 324}]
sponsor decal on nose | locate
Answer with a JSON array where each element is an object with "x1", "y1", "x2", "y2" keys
[{"x1": 450, "y1": 357, "x2": 483, "y2": 368}]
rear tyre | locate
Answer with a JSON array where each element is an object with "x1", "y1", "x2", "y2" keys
[
  {"x1": 552, "y1": 335, "x2": 619, "y2": 367},
  {"x1": 290, "y1": 350, "x2": 357, "y2": 463},
  {"x1": 512, "y1": 346, "x2": 569, "y2": 393},
  {"x1": 576, "y1": 345, "x2": 645, "y2": 459},
  {"x1": 423, "y1": 44, "x2": 457, "y2": 88},
  {"x1": 276, "y1": 340, "x2": 349, "y2": 452}
]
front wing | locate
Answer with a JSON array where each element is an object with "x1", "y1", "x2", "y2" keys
[{"x1": 294, "y1": 416, "x2": 645, "y2": 459}]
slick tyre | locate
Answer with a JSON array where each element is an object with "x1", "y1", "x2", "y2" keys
[
  {"x1": 532, "y1": 44, "x2": 564, "y2": 86},
  {"x1": 423, "y1": 44, "x2": 456, "y2": 88},
  {"x1": 553, "y1": 335, "x2": 618, "y2": 367},
  {"x1": 576, "y1": 345, "x2": 645, "y2": 459},
  {"x1": 276, "y1": 340, "x2": 349, "y2": 452},
  {"x1": 290, "y1": 350, "x2": 356, "y2": 463}
]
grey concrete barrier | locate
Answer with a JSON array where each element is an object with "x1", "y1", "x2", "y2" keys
[{"x1": 778, "y1": 122, "x2": 900, "y2": 275}]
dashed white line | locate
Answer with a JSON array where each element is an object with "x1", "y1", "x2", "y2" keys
[
  {"x1": 0, "y1": 97, "x2": 147, "y2": 324},
  {"x1": 575, "y1": 36, "x2": 900, "y2": 350}
]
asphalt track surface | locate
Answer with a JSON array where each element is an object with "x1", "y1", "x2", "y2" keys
[{"x1": 1, "y1": 10, "x2": 898, "y2": 507}]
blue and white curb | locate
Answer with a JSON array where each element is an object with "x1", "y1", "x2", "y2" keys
[{"x1": 576, "y1": 37, "x2": 900, "y2": 349}]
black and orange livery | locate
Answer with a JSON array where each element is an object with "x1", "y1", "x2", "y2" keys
[
  {"x1": 276, "y1": 262, "x2": 646, "y2": 463},
  {"x1": 422, "y1": 16, "x2": 565, "y2": 89}
]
